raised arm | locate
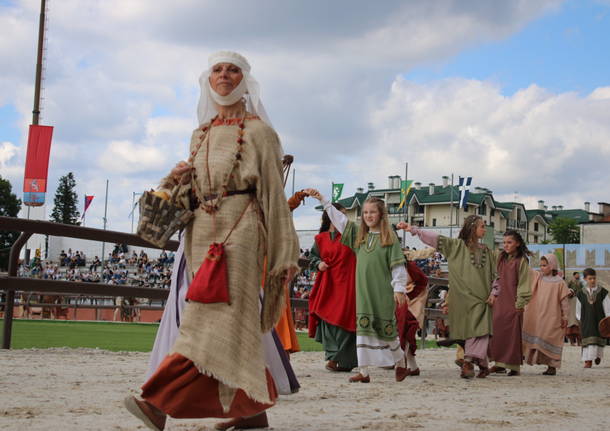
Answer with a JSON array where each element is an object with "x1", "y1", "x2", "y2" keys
[
  {"x1": 305, "y1": 189, "x2": 348, "y2": 234},
  {"x1": 396, "y1": 222, "x2": 439, "y2": 249}
]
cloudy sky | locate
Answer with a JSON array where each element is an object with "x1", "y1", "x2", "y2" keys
[{"x1": 1, "y1": 0, "x2": 609, "y2": 233}]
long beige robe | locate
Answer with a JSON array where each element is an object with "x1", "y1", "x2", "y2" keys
[
  {"x1": 522, "y1": 272, "x2": 571, "y2": 366},
  {"x1": 162, "y1": 116, "x2": 300, "y2": 405}
]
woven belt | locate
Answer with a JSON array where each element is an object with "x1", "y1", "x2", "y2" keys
[
  {"x1": 190, "y1": 188, "x2": 255, "y2": 210},
  {"x1": 201, "y1": 188, "x2": 256, "y2": 201}
]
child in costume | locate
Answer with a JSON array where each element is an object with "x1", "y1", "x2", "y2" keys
[
  {"x1": 308, "y1": 189, "x2": 411, "y2": 383},
  {"x1": 565, "y1": 272, "x2": 584, "y2": 346},
  {"x1": 522, "y1": 254, "x2": 571, "y2": 375},
  {"x1": 395, "y1": 258, "x2": 429, "y2": 376},
  {"x1": 399, "y1": 215, "x2": 497, "y2": 379},
  {"x1": 576, "y1": 268, "x2": 610, "y2": 368},
  {"x1": 489, "y1": 230, "x2": 531, "y2": 376},
  {"x1": 308, "y1": 203, "x2": 358, "y2": 372}
]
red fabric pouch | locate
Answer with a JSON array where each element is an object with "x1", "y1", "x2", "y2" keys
[{"x1": 186, "y1": 242, "x2": 231, "y2": 304}]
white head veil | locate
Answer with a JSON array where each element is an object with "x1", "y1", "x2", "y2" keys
[{"x1": 197, "y1": 51, "x2": 272, "y2": 127}]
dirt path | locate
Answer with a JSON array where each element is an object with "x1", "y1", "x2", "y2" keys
[{"x1": 1, "y1": 345, "x2": 609, "y2": 430}]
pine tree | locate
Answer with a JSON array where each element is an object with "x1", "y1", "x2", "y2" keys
[
  {"x1": 0, "y1": 175, "x2": 22, "y2": 270},
  {"x1": 50, "y1": 172, "x2": 81, "y2": 225}
]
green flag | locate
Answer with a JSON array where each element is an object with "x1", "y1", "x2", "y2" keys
[
  {"x1": 332, "y1": 183, "x2": 344, "y2": 202},
  {"x1": 398, "y1": 180, "x2": 413, "y2": 209}
]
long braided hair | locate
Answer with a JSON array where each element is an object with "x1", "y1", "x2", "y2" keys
[{"x1": 458, "y1": 215, "x2": 484, "y2": 250}]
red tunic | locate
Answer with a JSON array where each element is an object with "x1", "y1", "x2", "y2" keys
[
  {"x1": 490, "y1": 257, "x2": 524, "y2": 366},
  {"x1": 396, "y1": 261, "x2": 429, "y2": 355},
  {"x1": 308, "y1": 232, "x2": 357, "y2": 337}
]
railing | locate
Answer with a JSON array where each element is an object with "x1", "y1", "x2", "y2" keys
[
  {"x1": 507, "y1": 220, "x2": 527, "y2": 230},
  {"x1": 0, "y1": 216, "x2": 179, "y2": 349}
]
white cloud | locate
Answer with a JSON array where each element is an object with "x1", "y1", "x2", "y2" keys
[
  {"x1": 0, "y1": 141, "x2": 18, "y2": 168},
  {"x1": 98, "y1": 140, "x2": 166, "y2": 173},
  {"x1": 0, "y1": 0, "x2": 572, "y2": 232},
  {"x1": 363, "y1": 78, "x2": 610, "y2": 209}
]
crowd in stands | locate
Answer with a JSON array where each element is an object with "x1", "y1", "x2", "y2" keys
[{"x1": 18, "y1": 245, "x2": 175, "y2": 290}]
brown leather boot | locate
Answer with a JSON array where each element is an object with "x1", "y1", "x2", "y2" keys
[
  {"x1": 407, "y1": 368, "x2": 420, "y2": 376},
  {"x1": 460, "y1": 361, "x2": 475, "y2": 379},
  {"x1": 584, "y1": 360, "x2": 593, "y2": 368},
  {"x1": 348, "y1": 373, "x2": 370, "y2": 383},
  {"x1": 595, "y1": 357, "x2": 601, "y2": 365},
  {"x1": 395, "y1": 366, "x2": 409, "y2": 382},
  {"x1": 477, "y1": 366, "x2": 490, "y2": 378},
  {"x1": 124, "y1": 396, "x2": 166, "y2": 431},
  {"x1": 542, "y1": 367, "x2": 556, "y2": 375},
  {"x1": 325, "y1": 360, "x2": 339, "y2": 371},
  {"x1": 214, "y1": 411, "x2": 269, "y2": 430}
]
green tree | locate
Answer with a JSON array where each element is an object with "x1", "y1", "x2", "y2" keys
[
  {"x1": 50, "y1": 172, "x2": 80, "y2": 225},
  {"x1": 0, "y1": 176, "x2": 22, "y2": 270},
  {"x1": 548, "y1": 217, "x2": 580, "y2": 244}
]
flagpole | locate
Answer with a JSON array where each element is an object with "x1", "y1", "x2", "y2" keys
[
  {"x1": 100, "y1": 180, "x2": 109, "y2": 270},
  {"x1": 331, "y1": 182, "x2": 334, "y2": 203},
  {"x1": 449, "y1": 173, "x2": 454, "y2": 238},
  {"x1": 403, "y1": 162, "x2": 408, "y2": 247},
  {"x1": 131, "y1": 192, "x2": 136, "y2": 233},
  {"x1": 457, "y1": 179, "x2": 461, "y2": 235}
]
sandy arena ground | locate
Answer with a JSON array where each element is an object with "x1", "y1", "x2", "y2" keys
[{"x1": 1, "y1": 345, "x2": 609, "y2": 431}]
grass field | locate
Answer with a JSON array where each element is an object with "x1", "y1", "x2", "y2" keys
[{"x1": 0, "y1": 319, "x2": 440, "y2": 351}]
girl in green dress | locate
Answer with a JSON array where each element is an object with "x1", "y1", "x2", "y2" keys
[
  {"x1": 398, "y1": 215, "x2": 497, "y2": 379},
  {"x1": 307, "y1": 189, "x2": 413, "y2": 384}
]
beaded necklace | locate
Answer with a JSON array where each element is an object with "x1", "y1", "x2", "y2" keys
[{"x1": 189, "y1": 112, "x2": 247, "y2": 214}]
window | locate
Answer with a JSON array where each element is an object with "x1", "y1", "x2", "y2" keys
[
  {"x1": 357, "y1": 206, "x2": 361, "y2": 217},
  {"x1": 534, "y1": 236, "x2": 538, "y2": 243},
  {"x1": 490, "y1": 221, "x2": 495, "y2": 228},
  {"x1": 534, "y1": 223, "x2": 539, "y2": 232},
  {"x1": 490, "y1": 209, "x2": 495, "y2": 217},
  {"x1": 478, "y1": 204, "x2": 487, "y2": 216},
  {"x1": 432, "y1": 218, "x2": 437, "y2": 227}
]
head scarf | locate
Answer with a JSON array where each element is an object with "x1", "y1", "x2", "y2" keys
[
  {"x1": 197, "y1": 51, "x2": 272, "y2": 126},
  {"x1": 542, "y1": 253, "x2": 563, "y2": 278}
]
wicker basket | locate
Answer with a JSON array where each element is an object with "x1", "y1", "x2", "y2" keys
[{"x1": 136, "y1": 189, "x2": 194, "y2": 248}]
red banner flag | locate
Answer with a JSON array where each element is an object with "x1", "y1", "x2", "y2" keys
[
  {"x1": 23, "y1": 124, "x2": 54, "y2": 207},
  {"x1": 83, "y1": 195, "x2": 94, "y2": 215}
]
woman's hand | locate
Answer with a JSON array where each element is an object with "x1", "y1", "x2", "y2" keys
[
  {"x1": 486, "y1": 295, "x2": 496, "y2": 307},
  {"x1": 394, "y1": 291, "x2": 406, "y2": 307},
  {"x1": 441, "y1": 304, "x2": 449, "y2": 315},
  {"x1": 318, "y1": 261, "x2": 329, "y2": 272},
  {"x1": 396, "y1": 221, "x2": 412, "y2": 232},
  {"x1": 304, "y1": 188, "x2": 322, "y2": 201},
  {"x1": 170, "y1": 161, "x2": 192, "y2": 185}
]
